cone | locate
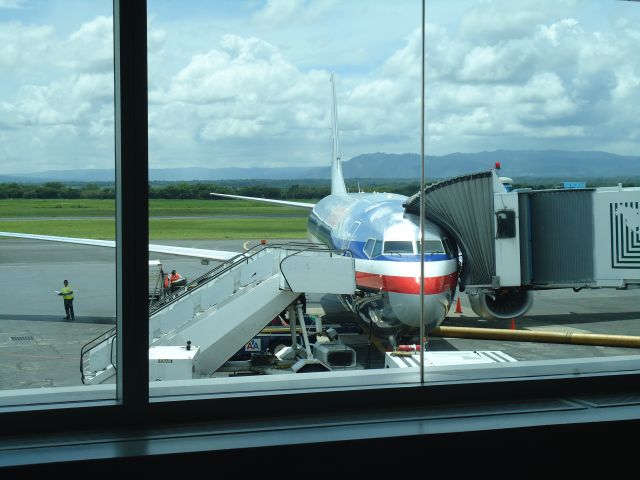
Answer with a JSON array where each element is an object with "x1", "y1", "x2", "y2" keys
[{"x1": 454, "y1": 296, "x2": 463, "y2": 314}]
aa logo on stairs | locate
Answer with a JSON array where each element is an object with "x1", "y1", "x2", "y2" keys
[{"x1": 610, "y1": 202, "x2": 640, "y2": 269}]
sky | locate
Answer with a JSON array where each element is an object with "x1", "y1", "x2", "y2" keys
[{"x1": 0, "y1": 0, "x2": 639, "y2": 174}]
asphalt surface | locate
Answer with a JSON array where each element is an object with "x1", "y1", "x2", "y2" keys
[{"x1": 1, "y1": 237, "x2": 639, "y2": 390}]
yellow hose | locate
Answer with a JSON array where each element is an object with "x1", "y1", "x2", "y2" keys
[{"x1": 430, "y1": 326, "x2": 640, "y2": 348}]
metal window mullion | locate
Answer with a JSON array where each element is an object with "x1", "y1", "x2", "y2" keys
[
  {"x1": 114, "y1": 0, "x2": 149, "y2": 413},
  {"x1": 419, "y1": 0, "x2": 426, "y2": 383}
]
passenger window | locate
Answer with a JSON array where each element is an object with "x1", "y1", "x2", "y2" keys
[{"x1": 383, "y1": 241, "x2": 414, "y2": 254}]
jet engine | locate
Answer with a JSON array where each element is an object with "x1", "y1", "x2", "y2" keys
[{"x1": 467, "y1": 287, "x2": 533, "y2": 321}]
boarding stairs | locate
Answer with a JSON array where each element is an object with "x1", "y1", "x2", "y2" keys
[{"x1": 80, "y1": 242, "x2": 355, "y2": 384}]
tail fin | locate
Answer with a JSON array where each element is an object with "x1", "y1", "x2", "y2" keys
[{"x1": 330, "y1": 73, "x2": 347, "y2": 195}]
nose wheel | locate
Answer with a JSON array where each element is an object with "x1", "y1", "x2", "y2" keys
[{"x1": 340, "y1": 293, "x2": 412, "y2": 339}]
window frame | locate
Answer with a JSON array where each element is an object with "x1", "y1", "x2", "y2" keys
[
  {"x1": 422, "y1": 239, "x2": 445, "y2": 254},
  {"x1": 2, "y1": 0, "x2": 640, "y2": 448},
  {"x1": 383, "y1": 240, "x2": 415, "y2": 254},
  {"x1": 363, "y1": 238, "x2": 375, "y2": 258}
]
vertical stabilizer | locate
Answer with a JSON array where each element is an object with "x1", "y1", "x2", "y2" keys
[{"x1": 330, "y1": 73, "x2": 347, "y2": 195}]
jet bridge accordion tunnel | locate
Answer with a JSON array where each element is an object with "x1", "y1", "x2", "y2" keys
[{"x1": 403, "y1": 171, "x2": 640, "y2": 322}]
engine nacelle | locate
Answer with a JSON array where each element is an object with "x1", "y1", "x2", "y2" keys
[{"x1": 468, "y1": 287, "x2": 533, "y2": 321}]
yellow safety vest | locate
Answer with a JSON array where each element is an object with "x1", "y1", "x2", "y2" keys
[{"x1": 61, "y1": 286, "x2": 74, "y2": 300}]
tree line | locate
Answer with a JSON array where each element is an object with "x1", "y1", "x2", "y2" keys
[
  {"x1": 0, "y1": 182, "x2": 331, "y2": 200},
  {"x1": 0, "y1": 177, "x2": 636, "y2": 200}
]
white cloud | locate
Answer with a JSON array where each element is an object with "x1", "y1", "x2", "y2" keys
[
  {"x1": 458, "y1": 0, "x2": 575, "y2": 43},
  {"x1": 146, "y1": 1, "x2": 640, "y2": 166},
  {"x1": 200, "y1": 117, "x2": 266, "y2": 141},
  {"x1": 612, "y1": 65, "x2": 640, "y2": 101},
  {"x1": 59, "y1": 16, "x2": 113, "y2": 72},
  {"x1": 148, "y1": 34, "x2": 332, "y2": 165},
  {"x1": 4, "y1": 73, "x2": 112, "y2": 127},
  {"x1": 57, "y1": 16, "x2": 165, "y2": 72},
  {"x1": 252, "y1": 0, "x2": 336, "y2": 28},
  {"x1": 2, "y1": 2, "x2": 640, "y2": 173},
  {"x1": 253, "y1": 0, "x2": 304, "y2": 26},
  {"x1": 0, "y1": 21, "x2": 54, "y2": 67},
  {"x1": 458, "y1": 40, "x2": 535, "y2": 82},
  {"x1": 0, "y1": 0, "x2": 25, "y2": 8},
  {"x1": 155, "y1": 35, "x2": 301, "y2": 104}
]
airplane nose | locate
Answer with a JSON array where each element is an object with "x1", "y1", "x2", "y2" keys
[{"x1": 388, "y1": 291, "x2": 451, "y2": 332}]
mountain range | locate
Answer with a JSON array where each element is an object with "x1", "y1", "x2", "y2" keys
[{"x1": 2, "y1": 150, "x2": 638, "y2": 183}]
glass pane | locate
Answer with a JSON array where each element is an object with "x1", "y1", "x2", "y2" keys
[
  {"x1": 140, "y1": 0, "x2": 640, "y2": 399},
  {"x1": 0, "y1": 1, "x2": 116, "y2": 404},
  {"x1": 383, "y1": 241, "x2": 415, "y2": 254},
  {"x1": 417, "y1": 0, "x2": 640, "y2": 380},
  {"x1": 146, "y1": 0, "x2": 427, "y2": 398}
]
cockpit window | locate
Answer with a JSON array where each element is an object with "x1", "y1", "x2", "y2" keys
[
  {"x1": 372, "y1": 240, "x2": 383, "y2": 258},
  {"x1": 383, "y1": 241, "x2": 414, "y2": 254},
  {"x1": 364, "y1": 238, "x2": 374, "y2": 257},
  {"x1": 422, "y1": 240, "x2": 445, "y2": 254},
  {"x1": 441, "y1": 237, "x2": 455, "y2": 257},
  {"x1": 364, "y1": 238, "x2": 383, "y2": 258}
]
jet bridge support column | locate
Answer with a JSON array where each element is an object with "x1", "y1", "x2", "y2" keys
[
  {"x1": 288, "y1": 304, "x2": 297, "y2": 356},
  {"x1": 298, "y1": 302, "x2": 313, "y2": 359}
]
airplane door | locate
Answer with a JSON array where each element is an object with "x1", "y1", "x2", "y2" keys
[{"x1": 342, "y1": 221, "x2": 362, "y2": 253}]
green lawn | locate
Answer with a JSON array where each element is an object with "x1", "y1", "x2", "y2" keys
[
  {"x1": 0, "y1": 198, "x2": 311, "y2": 239},
  {"x1": 0, "y1": 218, "x2": 307, "y2": 240},
  {"x1": 0, "y1": 199, "x2": 312, "y2": 217},
  {"x1": 0, "y1": 199, "x2": 113, "y2": 217}
]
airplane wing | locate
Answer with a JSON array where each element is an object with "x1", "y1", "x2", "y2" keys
[
  {"x1": 0, "y1": 231, "x2": 238, "y2": 261},
  {"x1": 210, "y1": 192, "x2": 316, "y2": 209}
]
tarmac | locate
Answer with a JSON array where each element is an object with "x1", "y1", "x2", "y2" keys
[{"x1": 1, "y1": 237, "x2": 639, "y2": 390}]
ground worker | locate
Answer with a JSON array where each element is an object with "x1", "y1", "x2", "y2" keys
[
  {"x1": 168, "y1": 270, "x2": 185, "y2": 292},
  {"x1": 58, "y1": 279, "x2": 75, "y2": 320}
]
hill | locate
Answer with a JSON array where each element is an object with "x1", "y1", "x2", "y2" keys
[{"x1": 2, "y1": 150, "x2": 638, "y2": 182}]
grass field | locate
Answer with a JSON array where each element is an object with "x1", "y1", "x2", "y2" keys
[
  {"x1": 0, "y1": 199, "x2": 309, "y2": 239},
  {"x1": 0, "y1": 199, "x2": 311, "y2": 217}
]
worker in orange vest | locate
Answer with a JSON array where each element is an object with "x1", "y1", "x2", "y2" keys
[{"x1": 168, "y1": 270, "x2": 184, "y2": 292}]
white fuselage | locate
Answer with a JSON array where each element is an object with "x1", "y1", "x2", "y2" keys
[{"x1": 307, "y1": 192, "x2": 459, "y2": 333}]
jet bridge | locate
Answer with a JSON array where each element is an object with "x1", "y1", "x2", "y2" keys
[
  {"x1": 403, "y1": 171, "x2": 640, "y2": 321},
  {"x1": 81, "y1": 243, "x2": 356, "y2": 384}
]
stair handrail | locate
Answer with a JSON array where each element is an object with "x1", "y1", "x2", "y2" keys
[
  {"x1": 148, "y1": 242, "x2": 330, "y2": 316},
  {"x1": 80, "y1": 326, "x2": 116, "y2": 384},
  {"x1": 79, "y1": 242, "x2": 340, "y2": 384},
  {"x1": 278, "y1": 243, "x2": 351, "y2": 291}
]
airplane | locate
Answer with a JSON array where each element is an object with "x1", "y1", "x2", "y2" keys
[
  {"x1": 0, "y1": 74, "x2": 520, "y2": 345},
  {"x1": 209, "y1": 74, "x2": 461, "y2": 338}
]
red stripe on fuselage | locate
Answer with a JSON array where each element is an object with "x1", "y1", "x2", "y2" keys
[{"x1": 356, "y1": 271, "x2": 458, "y2": 295}]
